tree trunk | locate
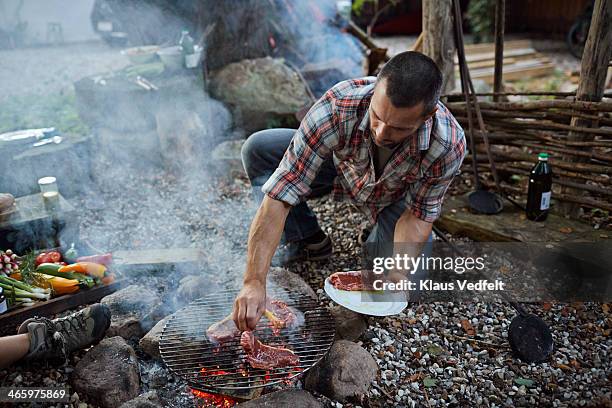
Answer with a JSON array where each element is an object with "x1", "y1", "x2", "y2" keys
[
  {"x1": 422, "y1": 0, "x2": 456, "y2": 93},
  {"x1": 560, "y1": 0, "x2": 612, "y2": 216}
]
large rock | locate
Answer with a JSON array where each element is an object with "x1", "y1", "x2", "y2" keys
[
  {"x1": 118, "y1": 391, "x2": 162, "y2": 408},
  {"x1": 267, "y1": 267, "x2": 317, "y2": 300},
  {"x1": 238, "y1": 389, "x2": 322, "y2": 408},
  {"x1": 329, "y1": 305, "x2": 368, "y2": 341},
  {"x1": 139, "y1": 314, "x2": 174, "y2": 359},
  {"x1": 209, "y1": 57, "x2": 310, "y2": 131},
  {"x1": 101, "y1": 285, "x2": 163, "y2": 340},
  {"x1": 71, "y1": 336, "x2": 140, "y2": 408},
  {"x1": 176, "y1": 275, "x2": 214, "y2": 303},
  {"x1": 304, "y1": 340, "x2": 378, "y2": 402}
]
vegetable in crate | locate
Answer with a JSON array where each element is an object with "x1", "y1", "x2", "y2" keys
[
  {"x1": 0, "y1": 275, "x2": 51, "y2": 300},
  {"x1": 41, "y1": 274, "x2": 81, "y2": 294},
  {"x1": 37, "y1": 263, "x2": 95, "y2": 289},
  {"x1": 35, "y1": 251, "x2": 62, "y2": 266},
  {"x1": 76, "y1": 253, "x2": 113, "y2": 266},
  {"x1": 59, "y1": 262, "x2": 106, "y2": 279},
  {"x1": 1, "y1": 249, "x2": 19, "y2": 276}
]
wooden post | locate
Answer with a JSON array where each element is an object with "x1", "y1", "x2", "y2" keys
[
  {"x1": 493, "y1": 0, "x2": 505, "y2": 101},
  {"x1": 561, "y1": 0, "x2": 612, "y2": 216},
  {"x1": 423, "y1": 0, "x2": 456, "y2": 93}
]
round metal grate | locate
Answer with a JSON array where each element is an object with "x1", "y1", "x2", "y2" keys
[{"x1": 159, "y1": 289, "x2": 335, "y2": 393}]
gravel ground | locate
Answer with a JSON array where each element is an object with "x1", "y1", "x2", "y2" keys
[
  {"x1": 0, "y1": 37, "x2": 609, "y2": 408},
  {"x1": 0, "y1": 150, "x2": 610, "y2": 408}
]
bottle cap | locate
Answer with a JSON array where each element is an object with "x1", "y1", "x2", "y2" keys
[{"x1": 538, "y1": 152, "x2": 548, "y2": 160}]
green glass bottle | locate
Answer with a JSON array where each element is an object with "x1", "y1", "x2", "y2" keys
[{"x1": 526, "y1": 153, "x2": 553, "y2": 221}]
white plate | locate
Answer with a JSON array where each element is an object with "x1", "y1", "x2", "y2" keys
[{"x1": 324, "y1": 277, "x2": 408, "y2": 317}]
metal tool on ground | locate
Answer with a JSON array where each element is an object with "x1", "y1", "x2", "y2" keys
[
  {"x1": 452, "y1": 0, "x2": 504, "y2": 215},
  {"x1": 432, "y1": 224, "x2": 554, "y2": 363}
]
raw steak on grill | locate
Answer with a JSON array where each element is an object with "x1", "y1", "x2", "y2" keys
[
  {"x1": 264, "y1": 298, "x2": 298, "y2": 334},
  {"x1": 240, "y1": 331, "x2": 300, "y2": 370},
  {"x1": 206, "y1": 314, "x2": 240, "y2": 344},
  {"x1": 329, "y1": 271, "x2": 366, "y2": 291}
]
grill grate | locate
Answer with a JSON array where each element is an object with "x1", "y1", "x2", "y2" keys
[{"x1": 159, "y1": 289, "x2": 335, "y2": 393}]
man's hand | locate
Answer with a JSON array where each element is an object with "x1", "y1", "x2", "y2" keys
[{"x1": 233, "y1": 280, "x2": 266, "y2": 331}]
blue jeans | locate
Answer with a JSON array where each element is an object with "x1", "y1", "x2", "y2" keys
[{"x1": 241, "y1": 128, "x2": 433, "y2": 252}]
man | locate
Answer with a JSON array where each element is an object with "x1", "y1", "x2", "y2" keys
[
  {"x1": 233, "y1": 51, "x2": 466, "y2": 331},
  {"x1": 0, "y1": 304, "x2": 110, "y2": 368}
]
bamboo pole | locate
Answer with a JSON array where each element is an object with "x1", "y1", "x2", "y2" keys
[
  {"x1": 444, "y1": 91, "x2": 612, "y2": 98},
  {"x1": 473, "y1": 164, "x2": 612, "y2": 196},
  {"x1": 476, "y1": 148, "x2": 612, "y2": 174},
  {"x1": 450, "y1": 106, "x2": 612, "y2": 125},
  {"x1": 467, "y1": 117, "x2": 612, "y2": 137},
  {"x1": 462, "y1": 129, "x2": 612, "y2": 148},
  {"x1": 493, "y1": 0, "x2": 505, "y2": 101},
  {"x1": 478, "y1": 180, "x2": 612, "y2": 211},
  {"x1": 472, "y1": 161, "x2": 611, "y2": 184},
  {"x1": 446, "y1": 100, "x2": 612, "y2": 111},
  {"x1": 474, "y1": 139, "x2": 612, "y2": 163}
]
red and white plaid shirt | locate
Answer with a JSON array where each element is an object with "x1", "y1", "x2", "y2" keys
[{"x1": 262, "y1": 77, "x2": 466, "y2": 224}]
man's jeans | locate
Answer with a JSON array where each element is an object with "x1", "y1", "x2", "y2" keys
[{"x1": 241, "y1": 128, "x2": 432, "y2": 298}]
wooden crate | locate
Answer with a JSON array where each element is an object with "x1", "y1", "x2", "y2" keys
[{"x1": 0, "y1": 280, "x2": 124, "y2": 336}]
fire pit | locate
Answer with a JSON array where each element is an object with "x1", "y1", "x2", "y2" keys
[{"x1": 159, "y1": 289, "x2": 335, "y2": 402}]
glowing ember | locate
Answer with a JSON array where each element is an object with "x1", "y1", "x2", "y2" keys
[
  {"x1": 191, "y1": 388, "x2": 237, "y2": 408},
  {"x1": 200, "y1": 367, "x2": 230, "y2": 376}
]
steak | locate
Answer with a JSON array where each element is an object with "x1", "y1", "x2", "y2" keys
[
  {"x1": 329, "y1": 271, "x2": 366, "y2": 291},
  {"x1": 240, "y1": 331, "x2": 300, "y2": 370},
  {"x1": 264, "y1": 298, "x2": 298, "y2": 334},
  {"x1": 206, "y1": 314, "x2": 240, "y2": 344}
]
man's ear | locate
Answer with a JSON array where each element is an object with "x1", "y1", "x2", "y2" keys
[{"x1": 423, "y1": 106, "x2": 438, "y2": 120}]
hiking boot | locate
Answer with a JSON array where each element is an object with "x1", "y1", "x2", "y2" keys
[
  {"x1": 271, "y1": 233, "x2": 332, "y2": 266},
  {"x1": 18, "y1": 303, "x2": 111, "y2": 363}
]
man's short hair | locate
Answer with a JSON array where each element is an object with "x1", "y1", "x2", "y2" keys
[{"x1": 377, "y1": 51, "x2": 443, "y2": 114}]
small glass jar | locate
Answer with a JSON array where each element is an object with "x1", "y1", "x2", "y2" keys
[
  {"x1": 0, "y1": 287, "x2": 7, "y2": 314},
  {"x1": 38, "y1": 176, "x2": 58, "y2": 194},
  {"x1": 42, "y1": 191, "x2": 60, "y2": 212}
]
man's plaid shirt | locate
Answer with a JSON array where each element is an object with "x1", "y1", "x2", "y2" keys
[{"x1": 262, "y1": 77, "x2": 466, "y2": 224}]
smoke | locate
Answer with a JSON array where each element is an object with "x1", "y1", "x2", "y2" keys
[{"x1": 1, "y1": 0, "x2": 365, "y2": 308}]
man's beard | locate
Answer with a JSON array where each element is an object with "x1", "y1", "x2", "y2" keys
[{"x1": 371, "y1": 129, "x2": 399, "y2": 149}]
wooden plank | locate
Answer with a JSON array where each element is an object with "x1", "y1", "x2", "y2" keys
[
  {"x1": 113, "y1": 248, "x2": 204, "y2": 266},
  {"x1": 467, "y1": 57, "x2": 516, "y2": 70},
  {"x1": 463, "y1": 39, "x2": 531, "y2": 54},
  {"x1": 455, "y1": 48, "x2": 538, "y2": 64},
  {"x1": 435, "y1": 194, "x2": 607, "y2": 243},
  {"x1": 469, "y1": 61, "x2": 555, "y2": 83},
  {"x1": 0, "y1": 280, "x2": 125, "y2": 335}
]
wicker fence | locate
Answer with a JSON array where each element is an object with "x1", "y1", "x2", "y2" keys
[{"x1": 444, "y1": 93, "x2": 612, "y2": 212}]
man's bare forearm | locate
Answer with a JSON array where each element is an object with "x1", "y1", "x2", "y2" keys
[
  {"x1": 244, "y1": 195, "x2": 291, "y2": 285},
  {"x1": 389, "y1": 210, "x2": 433, "y2": 280},
  {"x1": 394, "y1": 210, "x2": 432, "y2": 247}
]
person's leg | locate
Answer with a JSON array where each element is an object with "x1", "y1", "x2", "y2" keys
[
  {"x1": 0, "y1": 334, "x2": 30, "y2": 369},
  {"x1": 241, "y1": 128, "x2": 336, "y2": 243},
  {"x1": 365, "y1": 200, "x2": 433, "y2": 301}
]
